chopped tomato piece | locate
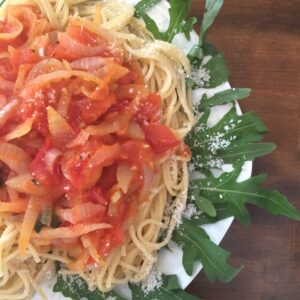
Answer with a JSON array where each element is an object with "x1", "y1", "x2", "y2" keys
[
  {"x1": 136, "y1": 93, "x2": 161, "y2": 125},
  {"x1": 9, "y1": 48, "x2": 41, "y2": 70},
  {"x1": 70, "y1": 94, "x2": 116, "y2": 124},
  {"x1": 67, "y1": 24, "x2": 104, "y2": 47},
  {"x1": 29, "y1": 139, "x2": 62, "y2": 185},
  {"x1": 143, "y1": 124, "x2": 180, "y2": 153},
  {"x1": 98, "y1": 227, "x2": 125, "y2": 256},
  {"x1": 61, "y1": 143, "x2": 120, "y2": 190}
]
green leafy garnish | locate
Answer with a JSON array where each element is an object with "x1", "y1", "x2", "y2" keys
[
  {"x1": 181, "y1": 16, "x2": 198, "y2": 40},
  {"x1": 189, "y1": 163, "x2": 300, "y2": 225},
  {"x1": 0, "y1": 0, "x2": 5, "y2": 8},
  {"x1": 187, "y1": 0, "x2": 224, "y2": 65},
  {"x1": 199, "y1": 88, "x2": 251, "y2": 111},
  {"x1": 53, "y1": 274, "x2": 125, "y2": 300},
  {"x1": 130, "y1": 275, "x2": 200, "y2": 300},
  {"x1": 173, "y1": 220, "x2": 241, "y2": 281},
  {"x1": 199, "y1": 0, "x2": 224, "y2": 47},
  {"x1": 191, "y1": 203, "x2": 233, "y2": 225},
  {"x1": 52, "y1": 0, "x2": 300, "y2": 299},
  {"x1": 134, "y1": 0, "x2": 161, "y2": 18},
  {"x1": 188, "y1": 51, "x2": 229, "y2": 89},
  {"x1": 138, "y1": 0, "x2": 194, "y2": 42},
  {"x1": 186, "y1": 107, "x2": 275, "y2": 170},
  {"x1": 195, "y1": 195, "x2": 217, "y2": 217}
]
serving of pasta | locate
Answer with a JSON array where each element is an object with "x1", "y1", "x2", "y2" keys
[{"x1": 0, "y1": 0, "x2": 195, "y2": 298}]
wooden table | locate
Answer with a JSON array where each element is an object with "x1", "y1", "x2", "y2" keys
[{"x1": 188, "y1": 1, "x2": 300, "y2": 299}]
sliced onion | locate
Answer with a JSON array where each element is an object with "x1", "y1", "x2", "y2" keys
[
  {"x1": 89, "y1": 144, "x2": 121, "y2": 167},
  {"x1": 7, "y1": 5, "x2": 37, "y2": 48},
  {"x1": 0, "y1": 79, "x2": 14, "y2": 93},
  {"x1": 26, "y1": 58, "x2": 65, "y2": 82},
  {"x1": 26, "y1": 70, "x2": 104, "y2": 88},
  {"x1": 127, "y1": 121, "x2": 145, "y2": 140},
  {"x1": 56, "y1": 202, "x2": 105, "y2": 224},
  {"x1": 70, "y1": 18, "x2": 114, "y2": 43},
  {"x1": 35, "y1": 223, "x2": 112, "y2": 240},
  {"x1": 66, "y1": 130, "x2": 90, "y2": 148},
  {"x1": 47, "y1": 106, "x2": 74, "y2": 140},
  {"x1": 102, "y1": 62, "x2": 129, "y2": 81},
  {"x1": 5, "y1": 174, "x2": 49, "y2": 196},
  {"x1": 0, "y1": 95, "x2": 7, "y2": 110},
  {"x1": 71, "y1": 57, "x2": 110, "y2": 71},
  {"x1": 0, "y1": 14, "x2": 23, "y2": 40},
  {"x1": 4, "y1": 117, "x2": 34, "y2": 141},
  {"x1": 86, "y1": 112, "x2": 130, "y2": 136},
  {"x1": 0, "y1": 99, "x2": 18, "y2": 127},
  {"x1": 81, "y1": 235, "x2": 92, "y2": 248},
  {"x1": 44, "y1": 148, "x2": 62, "y2": 172},
  {"x1": 57, "y1": 88, "x2": 71, "y2": 118},
  {"x1": 58, "y1": 31, "x2": 108, "y2": 57},
  {"x1": 0, "y1": 142, "x2": 30, "y2": 174},
  {"x1": 139, "y1": 166, "x2": 155, "y2": 202},
  {"x1": 18, "y1": 197, "x2": 41, "y2": 255},
  {"x1": 86, "y1": 120, "x2": 122, "y2": 137},
  {"x1": 7, "y1": 186, "x2": 23, "y2": 202},
  {"x1": 117, "y1": 163, "x2": 133, "y2": 193}
]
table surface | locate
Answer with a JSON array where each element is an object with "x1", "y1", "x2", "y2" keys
[{"x1": 188, "y1": 1, "x2": 300, "y2": 299}]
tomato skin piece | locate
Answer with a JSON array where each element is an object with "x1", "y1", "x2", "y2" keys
[
  {"x1": 121, "y1": 140, "x2": 155, "y2": 168},
  {"x1": 29, "y1": 139, "x2": 62, "y2": 186},
  {"x1": 136, "y1": 93, "x2": 161, "y2": 125},
  {"x1": 70, "y1": 94, "x2": 116, "y2": 125},
  {"x1": 61, "y1": 143, "x2": 120, "y2": 191},
  {"x1": 0, "y1": 58, "x2": 15, "y2": 81},
  {"x1": 143, "y1": 124, "x2": 180, "y2": 153},
  {"x1": 118, "y1": 62, "x2": 143, "y2": 85},
  {"x1": 97, "y1": 227, "x2": 125, "y2": 256},
  {"x1": 9, "y1": 48, "x2": 41, "y2": 70},
  {"x1": 67, "y1": 25, "x2": 102, "y2": 46}
]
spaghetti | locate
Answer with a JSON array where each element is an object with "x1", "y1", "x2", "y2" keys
[{"x1": 0, "y1": 0, "x2": 195, "y2": 298}]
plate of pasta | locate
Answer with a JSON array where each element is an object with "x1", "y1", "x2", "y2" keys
[{"x1": 0, "y1": 0, "x2": 299, "y2": 300}]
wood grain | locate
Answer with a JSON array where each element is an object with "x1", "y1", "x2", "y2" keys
[{"x1": 188, "y1": 1, "x2": 300, "y2": 299}]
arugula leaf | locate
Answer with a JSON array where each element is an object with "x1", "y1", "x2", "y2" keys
[
  {"x1": 191, "y1": 203, "x2": 233, "y2": 225},
  {"x1": 189, "y1": 163, "x2": 300, "y2": 224},
  {"x1": 140, "y1": 0, "x2": 193, "y2": 42},
  {"x1": 195, "y1": 195, "x2": 217, "y2": 217},
  {"x1": 203, "y1": 53, "x2": 229, "y2": 88},
  {"x1": 199, "y1": 88, "x2": 252, "y2": 111},
  {"x1": 53, "y1": 273, "x2": 125, "y2": 300},
  {"x1": 186, "y1": 108, "x2": 275, "y2": 170},
  {"x1": 134, "y1": 0, "x2": 161, "y2": 18},
  {"x1": 188, "y1": 52, "x2": 229, "y2": 89},
  {"x1": 181, "y1": 17, "x2": 197, "y2": 40},
  {"x1": 130, "y1": 275, "x2": 200, "y2": 300},
  {"x1": 173, "y1": 220, "x2": 241, "y2": 281},
  {"x1": 187, "y1": 0, "x2": 224, "y2": 66},
  {"x1": 202, "y1": 43, "x2": 220, "y2": 56},
  {"x1": 199, "y1": 0, "x2": 224, "y2": 47}
]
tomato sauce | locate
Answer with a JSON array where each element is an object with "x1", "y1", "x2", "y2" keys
[{"x1": 0, "y1": 4, "x2": 185, "y2": 268}]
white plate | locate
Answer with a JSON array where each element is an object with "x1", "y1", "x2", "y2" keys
[{"x1": 35, "y1": 1, "x2": 252, "y2": 299}]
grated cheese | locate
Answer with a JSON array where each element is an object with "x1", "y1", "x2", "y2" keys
[
  {"x1": 190, "y1": 65, "x2": 210, "y2": 87},
  {"x1": 141, "y1": 267, "x2": 163, "y2": 295},
  {"x1": 208, "y1": 133, "x2": 230, "y2": 154},
  {"x1": 183, "y1": 203, "x2": 200, "y2": 220}
]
